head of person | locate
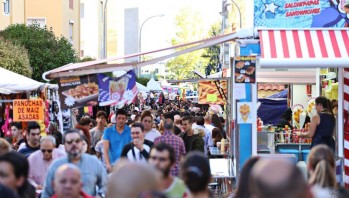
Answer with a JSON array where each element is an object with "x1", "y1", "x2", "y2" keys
[
  {"x1": 40, "y1": 136, "x2": 56, "y2": 161},
  {"x1": 332, "y1": 100, "x2": 338, "y2": 116},
  {"x1": 315, "y1": 96, "x2": 333, "y2": 114},
  {"x1": 80, "y1": 135, "x2": 88, "y2": 154},
  {"x1": 174, "y1": 115, "x2": 182, "y2": 125},
  {"x1": 149, "y1": 143, "x2": 175, "y2": 178},
  {"x1": 0, "y1": 152, "x2": 29, "y2": 194},
  {"x1": 27, "y1": 121, "x2": 41, "y2": 148},
  {"x1": 108, "y1": 160, "x2": 160, "y2": 198},
  {"x1": 78, "y1": 117, "x2": 91, "y2": 127},
  {"x1": 52, "y1": 132, "x2": 63, "y2": 148},
  {"x1": 181, "y1": 152, "x2": 211, "y2": 194},
  {"x1": 204, "y1": 113, "x2": 211, "y2": 124},
  {"x1": 345, "y1": 1, "x2": 349, "y2": 13},
  {"x1": 153, "y1": 123, "x2": 159, "y2": 130},
  {"x1": 250, "y1": 159, "x2": 311, "y2": 198},
  {"x1": 211, "y1": 114, "x2": 223, "y2": 131},
  {"x1": 96, "y1": 110, "x2": 107, "y2": 127},
  {"x1": 0, "y1": 138, "x2": 11, "y2": 156},
  {"x1": 53, "y1": 164, "x2": 82, "y2": 198},
  {"x1": 307, "y1": 145, "x2": 337, "y2": 188},
  {"x1": 115, "y1": 109, "x2": 127, "y2": 128},
  {"x1": 196, "y1": 116, "x2": 205, "y2": 126},
  {"x1": 281, "y1": 108, "x2": 293, "y2": 121},
  {"x1": 131, "y1": 122, "x2": 145, "y2": 142},
  {"x1": 134, "y1": 114, "x2": 141, "y2": 122},
  {"x1": 181, "y1": 117, "x2": 192, "y2": 133},
  {"x1": 63, "y1": 129, "x2": 83, "y2": 160},
  {"x1": 234, "y1": 157, "x2": 260, "y2": 198},
  {"x1": 141, "y1": 110, "x2": 154, "y2": 132},
  {"x1": 10, "y1": 122, "x2": 22, "y2": 138}
]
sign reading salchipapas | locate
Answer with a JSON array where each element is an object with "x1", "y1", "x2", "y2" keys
[{"x1": 13, "y1": 99, "x2": 44, "y2": 121}]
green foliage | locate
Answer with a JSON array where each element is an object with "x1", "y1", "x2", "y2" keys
[
  {"x1": 136, "y1": 77, "x2": 150, "y2": 86},
  {"x1": 166, "y1": 7, "x2": 208, "y2": 80},
  {"x1": 202, "y1": 22, "x2": 221, "y2": 76},
  {"x1": 79, "y1": 56, "x2": 96, "y2": 62},
  {"x1": 0, "y1": 24, "x2": 78, "y2": 82},
  {"x1": 0, "y1": 38, "x2": 32, "y2": 77}
]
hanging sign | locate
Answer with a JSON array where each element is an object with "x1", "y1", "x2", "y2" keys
[
  {"x1": 235, "y1": 56, "x2": 256, "y2": 84},
  {"x1": 13, "y1": 99, "x2": 44, "y2": 121}
]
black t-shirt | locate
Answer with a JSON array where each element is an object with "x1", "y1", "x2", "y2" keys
[
  {"x1": 121, "y1": 139, "x2": 153, "y2": 162},
  {"x1": 0, "y1": 184, "x2": 19, "y2": 198}
]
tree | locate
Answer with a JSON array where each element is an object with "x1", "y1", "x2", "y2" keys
[
  {"x1": 0, "y1": 38, "x2": 32, "y2": 77},
  {"x1": 136, "y1": 77, "x2": 150, "y2": 86},
  {"x1": 0, "y1": 24, "x2": 78, "y2": 82},
  {"x1": 166, "y1": 7, "x2": 208, "y2": 80},
  {"x1": 202, "y1": 22, "x2": 221, "y2": 76}
]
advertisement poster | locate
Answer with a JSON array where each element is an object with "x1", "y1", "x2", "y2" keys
[
  {"x1": 13, "y1": 99, "x2": 44, "y2": 122},
  {"x1": 98, "y1": 70, "x2": 138, "y2": 106},
  {"x1": 237, "y1": 102, "x2": 252, "y2": 124},
  {"x1": 198, "y1": 80, "x2": 227, "y2": 105},
  {"x1": 254, "y1": 0, "x2": 349, "y2": 28},
  {"x1": 235, "y1": 56, "x2": 256, "y2": 83},
  {"x1": 58, "y1": 75, "x2": 98, "y2": 109}
]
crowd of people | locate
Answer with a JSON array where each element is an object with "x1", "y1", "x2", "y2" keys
[{"x1": 0, "y1": 98, "x2": 348, "y2": 198}]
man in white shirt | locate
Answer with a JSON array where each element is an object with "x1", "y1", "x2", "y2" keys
[{"x1": 204, "y1": 114, "x2": 214, "y2": 147}]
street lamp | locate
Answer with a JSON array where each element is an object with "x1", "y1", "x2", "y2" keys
[
  {"x1": 102, "y1": 0, "x2": 109, "y2": 59},
  {"x1": 138, "y1": 14, "x2": 165, "y2": 76}
]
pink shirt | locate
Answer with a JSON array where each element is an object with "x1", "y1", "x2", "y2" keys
[{"x1": 28, "y1": 149, "x2": 66, "y2": 187}]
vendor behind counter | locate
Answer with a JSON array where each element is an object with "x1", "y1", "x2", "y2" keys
[{"x1": 277, "y1": 108, "x2": 293, "y2": 130}]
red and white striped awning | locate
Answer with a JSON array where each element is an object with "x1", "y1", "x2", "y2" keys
[{"x1": 259, "y1": 29, "x2": 349, "y2": 68}]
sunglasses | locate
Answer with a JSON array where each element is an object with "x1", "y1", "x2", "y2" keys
[
  {"x1": 150, "y1": 156, "x2": 168, "y2": 162},
  {"x1": 65, "y1": 138, "x2": 81, "y2": 145},
  {"x1": 41, "y1": 149, "x2": 53, "y2": 153}
]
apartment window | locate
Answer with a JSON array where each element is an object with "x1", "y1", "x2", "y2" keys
[
  {"x1": 69, "y1": 21, "x2": 74, "y2": 43},
  {"x1": 27, "y1": 18, "x2": 46, "y2": 28},
  {"x1": 69, "y1": 0, "x2": 73, "y2": 10},
  {"x1": 3, "y1": 0, "x2": 10, "y2": 15},
  {"x1": 80, "y1": 3, "x2": 84, "y2": 18}
]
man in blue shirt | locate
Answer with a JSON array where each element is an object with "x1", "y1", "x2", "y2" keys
[{"x1": 103, "y1": 109, "x2": 131, "y2": 172}]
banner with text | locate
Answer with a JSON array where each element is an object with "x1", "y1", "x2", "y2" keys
[
  {"x1": 13, "y1": 99, "x2": 44, "y2": 122},
  {"x1": 254, "y1": 0, "x2": 349, "y2": 28},
  {"x1": 58, "y1": 75, "x2": 99, "y2": 109},
  {"x1": 98, "y1": 70, "x2": 138, "y2": 106}
]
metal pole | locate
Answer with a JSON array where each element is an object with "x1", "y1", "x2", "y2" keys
[
  {"x1": 138, "y1": 14, "x2": 164, "y2": 76},
  {"x1": 102, "y1": 0, "x2": 109, "y2": 59}
]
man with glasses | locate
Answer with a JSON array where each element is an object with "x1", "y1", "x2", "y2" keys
[
  {"x1": 18, "y1": 121, "x2": 41, "y2": 157},
  {"x1": 42, "y1": 129, "x2": 107, "y2": 198},
  {"x1": 27, "y1": 136, "x2": 65, "y2": 190},
  {"x1": 148, "y1": 143, "x2": 186, "y2": 198}
]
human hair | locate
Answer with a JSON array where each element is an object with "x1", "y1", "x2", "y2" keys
[
  {"x1": 131, "y1": 122, "x2": 144, "y2": 132},
  {"x1": 181, "y1": 116, "x2": 192, "y2": 123},
  {"x1": 96, "y1": 110, "x2": 107, "y2": 119},
  {"x1": 115, "y1": 109, "x2": 127, "y2": 117},
  {"x1": 345, "y1": 2, "x2": 349, "y2": 9},
  {"x1": 0, "y1": 152, "x2": 32, "y2": 196},
  {"x1": 181, "y1": 152, "x2": 211, "y2": 194},
  {"x1": 315, "y1": 96, "x2": 334, "y2": 117},
  {"x1": 40, "y1": 135, "x2": 56, "y2": 146},
  {"x1": 173, "y1": 125, "x2": 182, "y2": 135},
  {"x1": 27, "y1": 121, "x2": 40, "y2": 135},
  {"x1": 78, "y1": 117, "x2": 91, "y2": 126},
  {"x1": 281, "y1": 108, "x2": 292, "y2": 121},
  {"x1": 250, "y1": 159, "x2": 309, "y2": 198},
  {"x1": 11, "y1": 122, "x2": 22, "y2": 130},
  {"x1": 234, "y1": 157, "x2": 260, "y2": 198},
  {"x1": 141, "y1": 110, "x2": 153, "y2": 122},
  {"x1": 211, "y1": 114, "x2": 223, "y2": 132},
  {"x1": 63, "y1": 129, "x2": 82, "y2": 144},
  {"x1": 308, "y1": 145, "x2": 337, "y2": 188},
  {"x1": 196, "y1": 116, "x2": 205, "y2": 126},
  {"x1": 212, "y1": 127, "x2": 222, "y2": 146},
  {"x1": 152, "y1": 143, "x2": 175, "y2": 165},
  {"x1": 0, "y1": 138, "x2": 12, "y2": 153}
]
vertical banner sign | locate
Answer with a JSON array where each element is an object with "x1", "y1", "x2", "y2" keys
[
  {"x1": 235, "y1": 56, "x2": 256, "y2": 83},
  {"x1": 13, "y1": 99, "x2": 44, "y2": 121},
  {"x1": 58, "y1": 75, "x2": 99, "y2": 109},
  {"x1": 254, "y1": 0, "x2": 349, "y2": 28},
  {"x1": 98, "y1": 70, "x2": 138, "y2": 106}
]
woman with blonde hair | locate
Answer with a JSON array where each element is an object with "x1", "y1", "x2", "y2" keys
[
  {"x1": 0, "y1": 138, "x2": 12, "y2": 155},
  {"x1": 307, "y1": 145, "x2": 337, "y2": 197}
]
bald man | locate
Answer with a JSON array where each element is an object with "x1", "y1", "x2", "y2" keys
[
  {"x1": 249, "y1": 159, "x2": 313, "y2": 198},
  {"x1": 52, "y1": 164, "x2": 93, "y2": 198}
]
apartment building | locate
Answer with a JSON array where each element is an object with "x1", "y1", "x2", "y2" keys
[{"x1": 1, "y1": 0, "x2": 80, "y2": 53}]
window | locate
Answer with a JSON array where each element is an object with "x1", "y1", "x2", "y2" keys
[
  {"x1": 27, "y1": 18, "x2": 46, "y2": 28},
  {"x1": 80, "y1": 3, "x2": 84, "y2": 18},
  {"x1": 69, "y1": 21, "x2": 74, "y2": 43},
  {"x1": 69, "y1": 0, "x2": 73, "y2": 10},
  {"x1": 3, "y1": 0, "x2": 10, "y2": 15}
]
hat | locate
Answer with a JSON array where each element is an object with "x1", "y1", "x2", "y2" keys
[{"x1": 111, "y1": 115, "x2": 116, "y2": 124}]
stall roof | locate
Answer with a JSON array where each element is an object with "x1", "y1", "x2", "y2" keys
[
  {"x1": 42, "y1": 29, "x2": 255, "y2": 81},
  {"x1": 147, "y1": 78, "x2": 163, "y2": 91},
  {"x1": 0, "y1": 67, "x2": 57, "y2": 94},
  {"x1": 259, "y1": 28, "x2": 349, "y2": 68}
]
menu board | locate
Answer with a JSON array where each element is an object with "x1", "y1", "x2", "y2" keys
[
  {"x1": 58, "y1": 75, "x2": 98, "y2": 109},
  {"x1": 234, "y1": 56, "x2": 256, "y2": 84}
]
